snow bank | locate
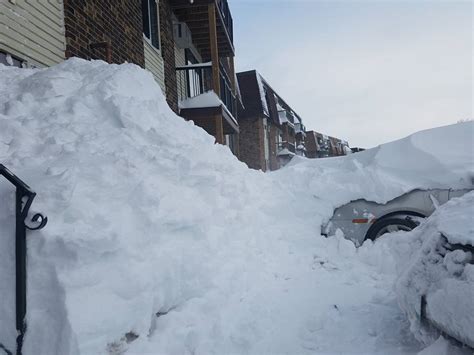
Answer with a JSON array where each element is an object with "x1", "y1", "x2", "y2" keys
[
  {"x1": 0, "y1": 59, "x2": 473, "y2": 355},
  {"x1": 277, "y1": 122, "x2": 473, "y2": 217},
  {"x1": 0, "y1": 59, "x2": 265, "y2": 354},
  {"x1": 395, "y1": 192, "x2": 474, "y2": 348}
]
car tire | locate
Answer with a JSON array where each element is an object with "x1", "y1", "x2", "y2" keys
[{"x1": 365, "y1": 216, "x2": 418, "y2": 241}]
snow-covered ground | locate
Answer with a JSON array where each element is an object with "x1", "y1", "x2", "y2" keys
[{"x1": 0, "y1": 59, "x2": 472, "y2": 355}]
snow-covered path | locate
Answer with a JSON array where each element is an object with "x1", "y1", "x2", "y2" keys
[{"x1": 128, "y1": 219, "x2": 421, "y2": 354}]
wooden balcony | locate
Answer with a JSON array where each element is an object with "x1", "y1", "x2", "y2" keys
[
  {"x1": 176, "y1": 63, "x2": 239, "y2": 145},
  {"x1": 170, "y1": 0, "x2": 234, "y2": 60},
  {"x1": 175, "y1": 62, "x2": 237, "y2": 119}
]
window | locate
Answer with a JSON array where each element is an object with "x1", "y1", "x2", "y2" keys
[
  {"x1": 0, "y1": 51, "x2": 26, "y2": 68},
  {"x1": 142, "y1": 0, "x2": 160, "y2": 49}
]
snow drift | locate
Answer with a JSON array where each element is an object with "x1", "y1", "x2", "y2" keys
[
  {"x1": 274, "y1": 122, "x2": 473, "y2": 216},
  {"x1": 0, "y1": 59, "x2": 473, "y2": 354},
  {"x1": 396, "y1": 192, "x2": 474, "y2": 347}
]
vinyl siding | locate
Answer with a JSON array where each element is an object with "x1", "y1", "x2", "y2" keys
[
  {"x1": 175, "y1": 44, "x2": 203, "y2": 102},
  {"x1": 0, "y1": 0, "x2": 65, "y2": 67},
  {"x1": 143, "y1": 38, "x2": 166, "y2": 95},
  {"x1": 174, "y1": 45, "x2": 187, "y2": 102}
]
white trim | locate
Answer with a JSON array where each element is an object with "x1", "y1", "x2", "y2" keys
[
  {"x1": 143, "y1": 34, "x2": 162, "y2": 56},
  {"x1": 142, "y1": 0, "x2": 161, "y2": 52}
]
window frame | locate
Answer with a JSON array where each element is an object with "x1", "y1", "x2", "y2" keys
[
  {"x1": 0, "y1": 51, "x2": 27, "y2": 68},
  {"x1": 142, "y1": 0, "x2": 161, "y2": 51}
]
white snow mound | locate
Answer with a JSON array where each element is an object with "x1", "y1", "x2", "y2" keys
[
  {"x1": 0, "y1": 59, "x2": 473, "y2": 355},
  {"x1": 395, "y1": 192, "x2": 474, "y2": 347}
]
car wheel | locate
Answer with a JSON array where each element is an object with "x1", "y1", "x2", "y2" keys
[{"x1": 366, "y1": 216, "x2": 418, "y2": 241}]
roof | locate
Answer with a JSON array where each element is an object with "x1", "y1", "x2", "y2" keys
[{"x1": 237, "y1": 70, "x2": 303, "y2": 128}]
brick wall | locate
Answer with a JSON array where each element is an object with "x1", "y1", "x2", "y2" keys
[
  {"x1": 63, "y1": 0, "x2": 144, "y2": 66},
  {"x1": 238, "y1": 117, "x2": 265, "y2": 171},
  {"x1": 305, "y1": 131, "x2": 318, "y2": 158},
  {"x1": 159, "y1": 0, "x2": 179, "y2": 113},
  {"x1": 269, "y1": 124, "x2": 280, "y2": 171}
]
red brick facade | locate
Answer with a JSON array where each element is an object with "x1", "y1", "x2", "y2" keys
[
  {"x1": 238, "y1": 117, "x2": 265, "y2": 170},
  {"x1": 269, "y1": 124, "x2": 281, "y2": 171},
  {"x1": 63, "y1": 0, "x2": 144, "y2": 66}
]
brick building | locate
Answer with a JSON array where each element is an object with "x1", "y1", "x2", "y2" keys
[
  {"x1": 1, "y1": 0, "x2": 352, "y2": 163},
  {"x1": 305, "y1": 131, "x2": 350, "y2": 158},
  {"x1": 0, "y1": 0, "x2": 239, "y2": 155},
  {"x1": 63, "y1": 0, "x2": 145, "y2": 66},
  {"x1": 237, "y1": 70, "x2": 306, "y2": 171},
  {"x1": 170, "y1": 0, "x2": 240, "y2": 155}
]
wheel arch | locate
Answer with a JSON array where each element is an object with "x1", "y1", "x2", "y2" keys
[{"x1": 365, "y1": 210, "x2": 427, "y2": 240}]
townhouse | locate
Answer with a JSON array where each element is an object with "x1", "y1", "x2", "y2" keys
[
  {"x1": 237, "y1": 70, "x2": 306, "y2": 171},
  {"x1": 0, "y1": 0, "x2": 239, "y2": 154}
]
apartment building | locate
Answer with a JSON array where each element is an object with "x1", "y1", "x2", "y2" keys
[
  {"x1": 0, "y1": 0, "x2": 239, "y2": 154},
  {"x1": 237, "y1": 70, "x2": 306, "y2": 171},
  {"x1": 305, "y1": 131, "x2": 350, "y2": 158},
  {"x1": 170, "y1": 0, "x2": 240, "y2": 154}
]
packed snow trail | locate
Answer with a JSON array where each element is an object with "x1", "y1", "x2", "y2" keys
[{"x1": 0, "y1": 60, "x2": 472, "y2": 355}]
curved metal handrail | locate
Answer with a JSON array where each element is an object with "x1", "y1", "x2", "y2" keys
[{"x1": 0, "y1": 164, "x2": 47, "y2": 355}]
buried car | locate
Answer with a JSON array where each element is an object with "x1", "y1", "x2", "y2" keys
[
  {"x1": 396, "y1": 191, "x2": 474, "y2": 349},
  {"x1": 322, "y1": 188, "x2": 471, "y2": 246}
]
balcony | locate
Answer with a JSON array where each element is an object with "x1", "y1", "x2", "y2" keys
[
  {"x1": 176, "y1": 62, "x2": 238, "y2": 142},
  {"x1": 278, "y1": 110, "x2": 295, "y2": 128},
  {"x1": 278, "y1": 141, "x2": 296, "y2": 154},
  {"x1": 170, "y1": 0, "x2": 234, "y2": 60},
  {"x1": 176, "y1": 62, "x2": 236, "y2": 118}
]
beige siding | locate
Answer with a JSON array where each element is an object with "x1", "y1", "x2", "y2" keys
[
  {"x1": 0, "y1": 0, "x2": 65, "y2": 67},
  {"x1": 175, "y1": 44, "x2": 203, "y2": 102},
  {"x1": 174, "y1": 45, "x2": 187, "y2": 102},
  {"x1": 143, "y1": 38, "x2": 166, "y2": 95}
]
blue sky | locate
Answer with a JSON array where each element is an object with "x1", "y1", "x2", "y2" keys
[{"x1": 230, "y1": 0, "x2": 472, "y2": 148}]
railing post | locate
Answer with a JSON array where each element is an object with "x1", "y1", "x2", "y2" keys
[
  {"x1": 15, "y1": 187, "x2": 28, "y2": 355},
  {"x1": 0, "y1": 164, "x2": 47, "y2": 355},
  {"x1": 208, "y1": 3, "x2": 221, "y2": 96}
]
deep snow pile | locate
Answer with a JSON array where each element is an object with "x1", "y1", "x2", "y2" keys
[
  {"x1": 396, "y1": 192, "x2": 474, "y2": 348},
  {"x1": 273, "y1": 122, "x2": 473, "y2": 214},
  {"x1": 0, "y1": 59, "x2": 473, "y2": 355}
]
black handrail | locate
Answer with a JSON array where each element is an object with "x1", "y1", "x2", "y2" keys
[
  {"x1": 175, "y1": 64, "x2": 236, "y2": 119},
  {"x1": 217, "y1": 0, "x2": 233, "y2": 43},
  {"x1": 0, "y1": 164, "x2": 47, "y2": 355}
]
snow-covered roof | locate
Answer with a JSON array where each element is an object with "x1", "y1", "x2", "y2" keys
[{"x1": 256, "y1": 73, "x2": 269, "y2": 116}]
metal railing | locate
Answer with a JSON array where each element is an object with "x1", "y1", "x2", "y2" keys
[
  {"x1": 0, "y1": 164, "x2": 47, "y2": 355},
  {"x1": 176, "y1": 63, "x2": 213, "y2": 99},
  {"x1": 278, "y1": 141, "x2": 296, "y2": 154},
  {"x1": 219, "y1": 61, "x2": 236, "y2": 118},
  {"x1": 176, "y1": 63, "x2": 236, "y2": 118},
  {"x1": 217, "y1": 0, "x2": 233, "y2": 43}
]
